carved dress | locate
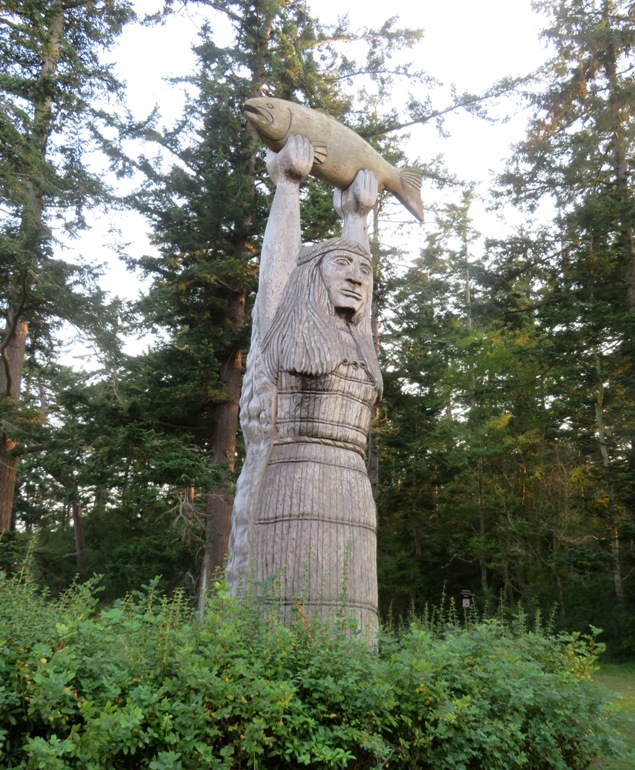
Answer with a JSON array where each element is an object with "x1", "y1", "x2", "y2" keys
[{"x1": 253, "y1": 318, "x2": 379, "y2": 632}]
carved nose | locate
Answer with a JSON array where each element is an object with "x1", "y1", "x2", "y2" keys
[{"x1": 347, "y1": 261, "x2": 362, "y2": 284}]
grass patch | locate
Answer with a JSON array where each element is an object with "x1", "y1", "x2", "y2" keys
[{"x1": 594, "y1": 663, "x2": 635, "y2": 770}]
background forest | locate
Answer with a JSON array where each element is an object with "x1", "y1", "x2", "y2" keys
[{"x1": 1, "y1": 0, "x2": 635, "y2": 657}]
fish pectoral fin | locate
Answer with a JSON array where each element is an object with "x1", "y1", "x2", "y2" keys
[{"x1": 312, "y1": 142, "x2": 328, "y2": 166}]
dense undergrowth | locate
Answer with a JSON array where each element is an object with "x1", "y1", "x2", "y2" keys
[{"x1": 0, "y1": 562, "x2": 626, "y2": 769}]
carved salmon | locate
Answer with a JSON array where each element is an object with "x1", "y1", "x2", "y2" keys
[{"x1": 244, "y1": 97, "x2": 424, "y2": 223}]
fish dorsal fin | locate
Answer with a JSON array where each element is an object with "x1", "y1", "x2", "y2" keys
[
  {"x1": 312, "y1": 142, "x2": 328, "y2": 166},
  {"x1": 397, "y1": 167, "x2": 424, "y2": 222}
]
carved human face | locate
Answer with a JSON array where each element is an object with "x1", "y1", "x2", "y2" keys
[{"x1": 320, "y1": 249, "x2": 372, "y2": 318}]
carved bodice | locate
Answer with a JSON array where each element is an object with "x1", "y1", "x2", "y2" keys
[{"x1": 274, "y1": 320, "x2": 377, "y2": 455}]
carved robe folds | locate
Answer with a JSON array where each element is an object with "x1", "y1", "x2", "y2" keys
[{"x1": 254, "y1": 319, "x2": 378, "y2": 632}]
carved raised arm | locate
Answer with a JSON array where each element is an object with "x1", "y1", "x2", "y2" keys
[
  {"x1": 333, "y1": 169, "x2": 378, "y2": 253},
  {"x1": 255, "y1": 135, "x2": 314, "y2": 337}
]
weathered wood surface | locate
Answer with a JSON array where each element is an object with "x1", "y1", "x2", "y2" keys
[
  {"x1": 227, "y1": 131, "x2": 385, "y2": 636},
  {"x1": 245, "y1": 97, "x2": 424, "y2": 223}
]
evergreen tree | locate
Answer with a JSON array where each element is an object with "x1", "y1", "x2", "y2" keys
[
  {"x1": 0, "y1": 0, "x2": 134, "y2": 530},
  {"x1": 10, "y1": 320, "x2": 215, "y2": 598},
  {"x1": 498, "y1": 0, "x2": 635, "y2": 611},
  {"x1": 131, "y1": 0, "x2": 428, "y2": 595}
]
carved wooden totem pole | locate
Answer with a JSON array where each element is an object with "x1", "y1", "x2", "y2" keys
[{"x1": 226, "y1": 98, "x2": 423, "y2": 636}]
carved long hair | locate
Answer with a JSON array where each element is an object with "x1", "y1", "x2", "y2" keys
[{"x1": 261, "y1": 238, "x2": 382, "y2": 393}]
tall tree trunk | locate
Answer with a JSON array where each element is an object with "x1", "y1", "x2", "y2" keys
[
  {"x1": 198, "y1": 291, "x2": 245, "y2": 606},
  {"x1": 0, "y1": 320, "x2": 28, "y2": 532},
  {"x1": 602, "y1": 0, "x2": 635, "y2": 311},
  {"x1": 477, "y1": 458, "x2": 488, "y2": 593},
  {"x1": 71, "y1": 499, "x2": 86, "y2": 572},
  {"x1": 555, "y1": 569, "x2": 566, "y2": 619},
  {"x1": 502, "y1": 560, "x2": 513, "y2": 604},
  {"x1": 601, "y1": 0, "x2": 635, "y2": 508},
  {"x1": 367, "y1": 203, "x2": 381, "y2": 499},
  {"x1": 594, "y1": 347, "x2": 624, "y2": 604},
  {"x1": 197, "y1": 7, "x2": 274, "y2": 604},
  {"x1": 21, "y1": 2, "x2": 61, "y2": 244},
  {"x1": 461, "y1": 195, "x2": 486, "y2": 591},
  {"x1": 0, "y1": 6, "x2": 63, "y2": 532}
]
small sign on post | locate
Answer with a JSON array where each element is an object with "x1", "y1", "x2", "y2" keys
[{"x1": 460, "y1": 589, "x2": 473, "y2": 609}]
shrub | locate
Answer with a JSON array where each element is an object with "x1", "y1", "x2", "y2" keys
[{"x1": 0, "y1": 568, "x2": 624, "y2": 769}]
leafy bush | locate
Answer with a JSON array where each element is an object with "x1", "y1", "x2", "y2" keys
[{"x1": 0, "y1": 566, "x2": 624, "y2": 769}]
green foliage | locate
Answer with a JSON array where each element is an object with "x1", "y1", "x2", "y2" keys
[
  {"x1": 9, "y1": 355, "x2": 212, "y2": 599},
  {"x1": 0, "y1": 0, "x2": 136, "y2": 348},
  {"x1": 0, "y1": 569, "x2": 624, "y2": 769},
  {"x1": 377, "y1": 0, "x2": 635, "y2": 641},
  {"x1": 0, "y1": 0, "x2": 137, "y2": 534}
]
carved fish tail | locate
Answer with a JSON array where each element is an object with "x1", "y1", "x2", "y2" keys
[{"x1": 397, "y1": 168, "x2": 424, "y2": 223}]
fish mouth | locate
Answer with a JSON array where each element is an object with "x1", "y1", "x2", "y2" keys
[
  {"x1": 244, "y1": 99, "x2": 292, "y2": 142},
  {"x1": 245, "y1": 101, "x2": 274, "y2": 124}
]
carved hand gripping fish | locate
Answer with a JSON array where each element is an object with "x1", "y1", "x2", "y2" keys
[{"x1": 245, "y1": 97, "x2": 424, "y2": 223}]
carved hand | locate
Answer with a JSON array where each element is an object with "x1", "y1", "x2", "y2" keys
[
  {"x1": 266, "y1": 135, "x2": 314, "y2": 186},
  {"x1": 334, "y1": 169, "x2": 379, "y2": 219}
]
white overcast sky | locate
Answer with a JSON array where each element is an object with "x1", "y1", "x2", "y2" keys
[{"x1": 67, "y1": 0, "x2": 550, "y2": 325}]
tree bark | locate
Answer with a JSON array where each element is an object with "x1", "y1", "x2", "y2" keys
[
  {"x1": 0, "y1": 6, "x2": 64, "y2": 532},
  {"x1": 367, "y1": 203, "x2": 381, "y2": 499},
  {"x1": 601, "y1": 0, "x2": 635, "y2": 512},
  {"x1": 198, "y1": 290, "x2": 245, "y2": 605},
  {"x1": 478, "y1": 458, "x2": 488, "y2": 593},
  {"x1": 0, "y1": 320, "x2": 28, "y2": 532},
  {"x1": 594, "y1": 347, "x2": 624, "y2": 604},
  {"x1": 71, "y1": 499, "x2": 86, "y2": 571}
]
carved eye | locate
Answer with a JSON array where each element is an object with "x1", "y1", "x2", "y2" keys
[
  {"x1": 360, "y1": 264, "x2": 371, "y2": 276},
  {"x1": 335, "y1": 257, "x2": 350, "y2": 266},
  {"x1": 267, "y1": 102, "x2": 275, "y2": 108}
]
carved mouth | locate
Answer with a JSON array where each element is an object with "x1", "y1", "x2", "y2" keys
[
  {"x1": 244, "y1": 99, "x2": 293, "y2": 143},
  {"x1": 244, "y1": 102, "x2": 274, "y2": 124}
]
